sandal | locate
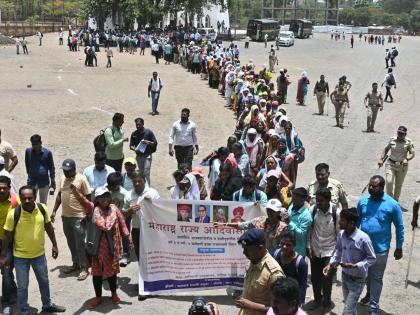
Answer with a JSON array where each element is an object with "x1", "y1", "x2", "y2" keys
[
  {"x1": 77, "y1": 270, "x2": 89, "y2": 281},
  {"x1": 111, "y1": 293, "x2": 121, "y2": 304},
  {"x1": 89, "y1": 297, "x2": 102, "y2": 309}
]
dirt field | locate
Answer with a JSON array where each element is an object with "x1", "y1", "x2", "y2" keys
[{"x1": 1, "y1": 33, "x2": 419, "y2": 314}]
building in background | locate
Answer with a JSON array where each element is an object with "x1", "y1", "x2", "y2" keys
[
  {"x1": 262, "y1": 0, "x2": 339, "y2": 26},
  {"x1": 163, "y1": 2, "x2": 230, "y2": 30}
]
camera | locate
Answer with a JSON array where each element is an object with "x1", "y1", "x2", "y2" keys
[{"x1": 188, "y1": 297, "x2": 210, "y2": 315}]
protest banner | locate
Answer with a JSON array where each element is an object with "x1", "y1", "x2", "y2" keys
[{"x1": 138, "y1": 199, "x2": 264, "y2": 295}]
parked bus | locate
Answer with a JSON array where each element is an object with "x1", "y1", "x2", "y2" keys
[
  {"x1": 247, "y1": 19, "x2": 280, "y2": 41},
  {"x1": 289, "y1": 19, "x2": 313, "y2": 38}
]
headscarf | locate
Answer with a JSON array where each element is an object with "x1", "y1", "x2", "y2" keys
[
  {"x1": 300, "y1": 71, "x2": 308, "y2": 79},
  {"x1": 244, "y1": 128, "x2": 260, "y2": 148},
  {"x1": 172, "y1": 173, "x2": 200, "y2": 200},
  {"x1": 244, "y1": 104, "x2": 260, "y2": 124},
  {"x1": 225, "y1": 154, "x2": 238, "y2": 170}
]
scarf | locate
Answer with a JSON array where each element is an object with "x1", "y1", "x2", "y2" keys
[
  {"x1": 93, "y1": 204, "x2": 118, "y2": 231},
  {"x1": 225, "y1": 154, "x2": 238, "y2": 169}
]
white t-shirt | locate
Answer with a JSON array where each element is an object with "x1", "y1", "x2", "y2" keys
[{"x1": 125, "y1": 187, "x2": 160, "y2": 228}]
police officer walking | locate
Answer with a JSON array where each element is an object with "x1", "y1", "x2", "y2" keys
[
  {"x1": 236, "y1": 229, "x2": 284, "y2": 315},
  {"x1": 330, "y1": 85, "x2": 349, "y2": 129},
  {"x1": 378, "y1": 126, "x2": 415, "y2": 201},
  {"x1": 313, "y1": 75, "x2": 330, "y2": 115},
  {"x1": 364, "y1": 83, "x2": 384, "y2": 133}
]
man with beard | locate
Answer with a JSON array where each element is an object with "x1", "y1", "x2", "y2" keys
[
  {"x1": 357, "y1": 175, "x2": 404, "y2": 315},
  {"x1": 169, "y1": 108, "x2": 199, "y2": 170}
]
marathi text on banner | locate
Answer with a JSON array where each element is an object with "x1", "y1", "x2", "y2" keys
[{"x1": 138, "y1": 199, "x2": 264, "y2": 295}]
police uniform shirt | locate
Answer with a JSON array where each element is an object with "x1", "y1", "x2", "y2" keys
[
  {"x1": 308, "y1": 178, "x2": 348, "y2": 208},
  {"x1": 366, "y1": 91, "x2": 383, "y2": 106},
  {"x1": 388, "y1": 137, "x2": 414, "y2": 163},
  {"x1": 239, "y1": 252, "x2": 284, "y2": 315}
]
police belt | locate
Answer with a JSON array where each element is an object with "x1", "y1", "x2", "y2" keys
[{"x1": 388, "y1": 158, "x2": 404, "y2": 165}]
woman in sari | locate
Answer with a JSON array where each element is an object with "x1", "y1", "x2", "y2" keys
[
  {"x1": 239, "y1": 128, "x2": 264, "y2": 177},
  {"x1": 171, "y1": 173, "x2": 200, "y2": 200},
  {"x1": 274, "y1": 138, "x2": 297, "y2": 186},
  {"x1": 296, "y1": 71, "x2": 310, "y2": 105},
  {"x1": 72, "y1": 185, "x2": 129, "y2": 308}
]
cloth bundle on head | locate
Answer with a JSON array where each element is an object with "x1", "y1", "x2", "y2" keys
[{"x1": 171, "y1": 173, "x2": 200, "y2": 200}]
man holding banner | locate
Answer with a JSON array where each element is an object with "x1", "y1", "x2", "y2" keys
[{"x1": 236, "y1": 229, "x2": 284, "y2": 315}]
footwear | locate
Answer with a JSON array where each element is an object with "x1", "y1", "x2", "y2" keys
[
  {"x1": 151, "y1": 112, "x2": 156, "y2": 116},
  {"x1": 42, "y1": 303, "x2": 66, "y2": 312},
  {"x1": 155, "y1": 111, "x2": 160, "y2": 115},
  {"x1": 89, "y1": 297, "x2": 102, "y2": 309},
  {"x1": 111, "y1": 293, "x2": 121, "y2": 304},
  {"x1": 3, "y1": 306, "x2": 12, "y2": 315},
  {"x1": 307, "y1": 300, "x2": 321, "y2": 310},
  {"x1": 339, "y1": 124, "x2": 344, "y2": 129},
  {"x1": 63, "y1": 264, "x2": 79, "y2": 274},
  {"x1": 77, "y1": 269, "x2": 89, "y2": 281},
  {"x1": 359, "y1": 295, "x2": 370, "y2": 306},
  {"x1": 120, "y1": 255, "x2": 128, "y2": 267},
  {"x1": 322, "y1": 304, "x2": 333, "y2": 315}
]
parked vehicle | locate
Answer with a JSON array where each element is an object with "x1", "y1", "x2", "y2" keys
[
  {"x1": 277, "y1": 30, "x2": 295, "y2": 46},
  {"x1": 289, "y1": 19, "x2": 313, "y2": 39},
  {"x1": 197, "y1": 28, "x2": 217, "y2": 42},
  {"x1": 247, "y1": 19, "x2": 280, "y2": 41}
]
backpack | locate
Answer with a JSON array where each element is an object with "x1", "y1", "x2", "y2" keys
[
  {"x1": 386, "y1": 74, "x2": 395, "y2": 86},
  {"x1": 14, "y1": 203, "x2": 46, "y2": 229},
  {"x1": 233, "y1": 189, "x2": 262, "y2": 202},
  {"x1": 311, "y1": 204, "x2": 337, "y2": 235},
  {"x1": 392, "y1": 49, "x2": 398, "y2": 57},
  {"x1": 93, "y1": 126, "x2": 114, "y2": 153},
  {"x1": 273, "y1": 249, "x2": 303, "y2": 274}
]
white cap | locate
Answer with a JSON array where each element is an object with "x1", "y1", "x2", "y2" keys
[
  {"x1": 266, "y1": 199, "x2": 284, "y2": 212},
  {"x1": 0, "y1": 156, "x2": 4, "y2": 165},
  {"x1": 95, "y1": 186, "x2": 110, "y2": 198}
]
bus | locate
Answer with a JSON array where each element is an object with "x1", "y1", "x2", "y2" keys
[
  {"x1": 289, "y1": 19, "x2": 313, "y2": 39},
  {"x1": 247, "y1": 19, "x2": 280, "y2": 41}
]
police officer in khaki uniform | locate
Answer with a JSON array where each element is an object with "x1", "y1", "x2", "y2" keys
[
  {"x1": 330, "y1": 85, "x2": 349, "y2": 129},
  {"x1": 313, "y1": 75, "x2": 330, "y2": 115},
  {"x1": 378, "y1": 126, "x2": 415, "y2": 201},
  {"x1": 365, "y1": 82, "x2": 384, "y2": 132},
  {"x1": 236, "y1": 229, "x2": 284, "y2": 315},
  {"x1": 307, "y1": 163, "x2": 348, "y2": 209}
]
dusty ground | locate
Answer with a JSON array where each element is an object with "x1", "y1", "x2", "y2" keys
[{"x1": 0, "y1": 33, "x2": 419, "y2": 314}]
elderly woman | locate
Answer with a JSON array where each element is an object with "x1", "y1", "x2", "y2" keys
[
  {"x1": 171, "y1": 173, "x2": 200, "y2": 200},
  {"x1": 274, "y1": 138, "x2": 297, "y2": 186},
  {"x1": 210, "y1": 161, "x2": 243, "y2": 201},
  {"x1": 240, "y1": 128, "x2": 264, "y2": 176},
  {"x1": 71, "y1": 185, "x2": 129, "y2": 309}
]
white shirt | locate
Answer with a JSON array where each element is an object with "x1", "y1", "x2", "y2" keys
[
  {"x1": 307, "y1": 203, "x2": 340, "y2": 258},
  {"x1": 150, "y1": 78, "x2": 163, "y2": 92},
  {"x1": 383, "y1": 73, "x2": 396, "y2": 87},
  {"x1": 151, "y1": 43, "x2": 159, "y2": 52},
  {"x1": 169, "y1": 120, "x2": 198, "y2": 146},
  {"x1": 125, "y1": 187, "x2": 160, "y2": 228},
  {"x1": 0, "y1": 169, "x2": 16, "y2": 194}
]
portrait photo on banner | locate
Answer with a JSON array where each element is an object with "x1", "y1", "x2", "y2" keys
[
  {"x1": 213, "y1": 205, "x2": 229, "y2": 223},
  {"x1": 177, "y1": 203, "x2": 192, "y2": 222},
  {"x1": 230, "y1": 206, "x2": 245, "y2": 223},
  {"x1": 194, "y1": 204, "x2": 211, "y2": 223}
]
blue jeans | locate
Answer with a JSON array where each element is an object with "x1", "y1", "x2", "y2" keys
[
  {"x1": 14, "y1": 255, "x2": 52, "y2": 315},
  {"x1": 0, "y1": 243, "x2": 17, "y2": 306},
  {"x1": 342, "y1": 272, "x2": 366, "y2": 315},
  {"x1": 151, "y1": 91, "x2": 160, "y2": 113},
  {"x1": 367, "y1": 251, "x2": 389, "y2": 315}
]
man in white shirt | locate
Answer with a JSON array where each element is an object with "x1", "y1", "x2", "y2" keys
[
  {"x1": 148, "y1": 72, "x2": 163, "y2": 115},
  {"x1": 168, "y1": 108, "x2": 199, "y2": 170},
  {"x1": 59, "y1": 30, "x2": 64, "y2": 45},
  {"x1": 151, "y1": 40, "x2": 160, "y2": 64},
  {"x1": 381, "y1": 67, "x2": 396, "y2": 103},
  {"x1": 307, "y1": 187, "x2": 340, "y2": 315},
  {"x1": 82, "y1": 152, "x2": 115, "y2": 196}
]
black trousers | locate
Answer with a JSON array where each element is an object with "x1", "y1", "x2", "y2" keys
[
  {"x1": 93, "y1": 275, "x2": 117, "y2": 297},
  {"x1": 385, "y1": 86, "x2": 393, "y2": 101},
  {"x1": 131, "y1": 228, "x2": 140, "y2": 260},
  {"x1": 174, "y1": 145, "x2": 194, "y2": 169},
  {"x1": 310, "y1": 256, "x2": 333, "y2": 307},
  {"x1": 106, "y1": 158, "x2": 123, "y2": 173}
]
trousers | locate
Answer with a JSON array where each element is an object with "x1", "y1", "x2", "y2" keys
[
  {"x1": 384, "y1": 86, "x2": 393, "y2": 101},
  {"x1": 136, "y1": 155, "x2": 152, "y2": 185},
  {"x1": 385, "y1": 162, "x2": 408, "y2": 201},
  {"x1": 0, "y1": 243, "x2": 17, "y2": 306},
  {"x1": 174, "y1": 145, "x2": 194, "y2": 169},
  {"x1": 367, "y1": 105, "x2": 379, "y2": 131},
  {"x1": 316, "y1": 91, "x2": 326, "y2": 114},
  {"x1": 310, "y1": 256, "x2": 333, "y2": 307},
  {"x1": 15, "y1": 255, "x2": 52, "y2": 315},
  {"x1": 334, "y1": 102, "x2": 347, "y2": 125},
  {"x1": 151, "y1": 91, "x2": 160, "y2": 113},
  {"x1": 342, "y1": 272, "x2": 365, "y2": 315},
  {"x1": 366, "y1": 251, "x2": 389, "y2": 315},
  {"x1": 62, "y1": 217, "x2": 86, "y2": 268}
]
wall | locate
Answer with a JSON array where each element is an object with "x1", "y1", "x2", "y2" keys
[{"x1": 0, "y1": 22, "x2": 82, "y2": 37}]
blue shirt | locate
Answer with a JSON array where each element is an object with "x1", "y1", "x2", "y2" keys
[
  {"x1": 330, "y1": 228, "x2": 376, "y2": 279},
  {"x1": 357, "y1": 193, "x2": 404, "y2": 253},
  {"x1": 25, "y1": 147, "x2": 55, "y2": 187},
  {"x1": 286, "y1": 204, "x2": 312, "y2": 256},
  {"x1": 83, "y1": 165, "x2": 115, "y2": 190}
]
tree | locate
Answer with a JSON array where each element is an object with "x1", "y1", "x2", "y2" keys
[
  {"x1": 381, "y1": 0, "x2": 416, "y2": 14},
  {"x1": 409, "y1": 8, "x2": 420, "y2": 30}
]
